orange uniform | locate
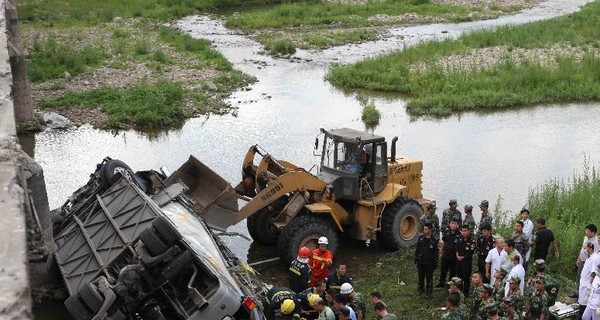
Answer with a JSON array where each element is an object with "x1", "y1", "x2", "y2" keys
[{"x1": 308, "y1": 248, "x2": 333, "y2": 286}]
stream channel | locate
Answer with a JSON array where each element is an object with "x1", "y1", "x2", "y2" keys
[{"x1": 29, "y1": 0, "x2": 599, "y2": 317}]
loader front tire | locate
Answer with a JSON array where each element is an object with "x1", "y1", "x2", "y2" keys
[
  {"x1": 380, "y1": 198, "x2": 423, "y2": 250},
  {"x1": 247, "y1": 208, "x2": 280, "y2": 245},
  {"x1": 277, "y1": 214, "x2": 339, "y2": 265}
]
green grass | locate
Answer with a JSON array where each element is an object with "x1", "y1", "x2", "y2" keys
[
  {"x1": 225, "y1": 0, "x2": 505, "y2": 32},
  {"x1": 361, "y1": 103, "x2": 381, "y2": 129},
  {"x1": 260, "y1": 28, "x2": 379, "y2": 50},
  {"x1": 327, "y1": 1, "x2": 600, "y2": 116},
  {"x1": 39, "y1": 81, "x2": 191, "y2": 128},
  {"x1": 268, "y1": 39, "x2": 296, "y2": 56},
  {"x1": 28, "y1": 37, "x2": 106, "y2": 82}
]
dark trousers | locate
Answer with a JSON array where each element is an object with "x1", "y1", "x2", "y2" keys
[
  {"x1": 438, "y1": 257, "x2": 456, "y2": 285},
  {"x1": 578, "y1": 305, "x2": 586, "y2": 320},
  {"x1": 456, "y1": 259, "x2": 473, "y2": 297},
  {"x1": 418, "y1": 263, "x2": 435, "y2": 293},
  {"x1": 477, "y1": 256, "x2": 489, "y2": 283}
]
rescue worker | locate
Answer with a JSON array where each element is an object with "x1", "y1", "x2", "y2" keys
[
  {"x1": 327, "y1": 263, "x2": 353, "y2": 295},
  {"x1": 415, "y1": 222, "x2": 439, "y2": 297},
  {"x1": 442, "y1": 199, "x2": 463, "y2": 234},
  {"x1": 289, "y1": 246, "x2": 312, "y2": 293},
  {"x1": 463, "y1": 205, "x2": 476, "y2": 234},
  {"x1": 340, "y1": 283, "x2": 366, "y2": 320},
  {"x1": 296, "y1": 292, "x2": 320, "y2": 320},
  {"x1": 478, "y1": 200, "x2": 493, "y2": 234},
  {"x1": 309, "y1": 237, "x2": 333, "y2": 287},
  {"x1": 437, "y1": 219, "x2": 461, "y2": 287},
  {"x1": 501, "y1": 296, "x2": 520, "y2": 320},
  {"x1": 442, "y1": 293, "x2": 468, "y2": 320},
  {"x1": 301, "y1": 279, "x2": 327, "y2": 303},
  {"x1": 456, "y1": 224, "x2": 476, "y2": 297},
  {"x1": 468, "y1": 272, "x2": 484, "y2": 320},
  {"x1": 476, "y1": 224, "x2": 495, "y2": 284},
  {"x1": 505, "y1": 276, "x2": 525, "y2": 316},
  {"x1": 265, "y1": 286, "x2": 301, "y2": 320},
  {"x1": 525, "y1": 276, "x2": 549, "y2": 320},
  {"x1": 420, "y1": 200, "x2": 441, "y2": 237},
  {"x1": 476, "y1": 284, "x2": 497, "y2": 320},
  {"x1": 511, "y1": 221, "x2": 530, "y2": 263}
]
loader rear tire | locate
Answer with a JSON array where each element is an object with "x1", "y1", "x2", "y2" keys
[
  {"x1": 139, "y1": 228, "x2": 168, "y2": 257},
  {"x1": 65, "y1": 294, "x2": 92, "y2": 320},
  {"x1": 246, "y1": 208, "x2": 280, "y2": 245},
  {"x1": 379, "y1": 198, "x2": 423, "y2": 250},
  {"x1": 277, "y1": 214, "x2": 339, "y2": 265},
  {"x1": 79, "y1": 283, "x2": 104, "y2": 314},
  {"x1": 152, "y1": 216, "x2": 182, "y2": 245}
]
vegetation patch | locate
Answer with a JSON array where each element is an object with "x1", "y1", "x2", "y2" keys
[
  {"x1": 260, "y1": 28, "x2": 379, "y2": 50},
  {"x1": 327, "y1": 1, "x2": 600, "y2": 116},
  {"x1": 268, "y1": 39, "x2": 296, "y2": 56}
]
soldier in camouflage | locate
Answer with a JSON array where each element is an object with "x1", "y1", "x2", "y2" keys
[
  {"x1": 419, "y1": 201, "x2": 441, "y2": 238},
  {"x1": 476, "y1": 284, "x2": 497, "y2": 320},
  {"x1": 442, "y1": 199, "x2": 463, "y2": 234},
  {"x1": 492, "y1": 268, "x2": 508, "y2": 304},
  {"x1": 463, "y1": 205, "x2": 476, "y2": 233},
  {"x1": 500, "y1": 296, "x2": 520, "y2": 320},
  {"x1": 511, "y1": 221, "x2": 530, "y2": 260},
  {"x1": 505, "y1": 276, "x2": 525, "y2": 316},
  {"x1": 478, "y1": 200, "x2": 493, "y2": 236},
  {"x1": 526, "y1": 276, "x2": 549, "y2": 320},
  {"x1": 525, "y1": 259, "x2": 559, "y2": 307},
  {"x1": 443, "y1": 293, "x2": 469, "y2": 320},
  {"x1": 448, "y1": 277, "x2": 468, "y2": 315},
  {"x1": 468, "y1": 272, "x2": 484, "y2": 320}
]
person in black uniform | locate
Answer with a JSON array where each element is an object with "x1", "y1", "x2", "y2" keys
[
  {"x1": 476, "y1": 224, "x2": 495, "y2": 284},
  {"x1": 437, "y1": 218, "x2": 461, "y2": 288},
  {"x1": 265, "y1": 286, "x2": 301, "y2": 320},
  {"x1": 289, "y1": 246, "x2": 312, "y2": 293},
  {"x1": 415, "y1": 222, "x2": 439, "y2": 297},
  {"x1": 456, "y1": 224, "x2": 476, "y2": 297},
  {"x1": 326, "y1": 263, "x2": 353, "y2": 295}
]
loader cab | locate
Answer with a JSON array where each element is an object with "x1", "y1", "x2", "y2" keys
[{"x1": 319, "y1": 128, "x2": 387, "y2": 200}]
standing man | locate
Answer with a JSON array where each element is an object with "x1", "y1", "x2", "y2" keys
[
  {"x1": 420, "y1": 201, "x2": 441, "y2": 238},
  {"x1": 340, "y1": 283, "x2": 366, "y2": 320},
  {"x1": 289, "y1": 246, "x2": 312, "y2": 293},
  {"x1": 578, "y1": 243, "x2": 599, "y2": 318},
  {"x1": 525, "y1": 276, "x2": 550, "y2": 320},
  {"x1": 456, "y1": 224, "x2": 476, "y2": 297},
  {"x1": 469, "y1": 272, "x2": 484, "y2": 320},
  {"x1": 521, "y1": 209, "x2": 534, "y2": 270},
  {"x1": 511, "y1": 221, "x2": 530, "y2": 264},
  {"x1": 573, "y1": 224, "x2": 600, "y2": 298},
  {"x1": 476, "y1": 284, "x2": 497, "y2": 320},
  {"x1": 477, "y1": 224, "x2": 495, "y2": 283},
  {"x1": 478, "y1": 200, "x2": 493, "y2": 234},
  {"x1": 501, "y1": 240, "x2": 522, "y2": 274},
  {"x1": 501, "y1": 296, "x2": 520, "y2": 320},
  {"x1": 441, "y1": 199, "x2": 463, "y2": 234},
  {"x1": 442, "y1": 293, "x2": 466, "y2": 320},
  {"x1": 327, "y1": 263, "x2": 353, "y2": 295},
  {"x1": 415, "y1": 222, "x2": 439, "y2": 297},
  {"x1": 504, "y1": 255, "x2": 525, "y2": 296},
  {"x1": 486, "y1": 237, "x2": 507, "y2": 285},
  {"x1": 437, "y1": 219, "x2": 461, "y2": 288},
  {"x1": 505, "y1": 277, "x2": 525, "y2": 316},
  {"x1": 532, "y1": 218, "x2": 560, "y2": 261},
  {"x1": 463, "y1": 205, "x2": 476, "y2": 233},
  {"x1": 582, "y1": 264, "x2": 600, "y2": 320},
  {"x1": 309, "y1": 237, "x2": 333, "y2": 287}
]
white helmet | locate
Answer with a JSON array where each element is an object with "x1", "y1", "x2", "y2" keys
[
  {"x1": 318, "y1": 236, "x2": 329, "y2": 245},
  {"x1": 340, "y1": 282, "x2": 353, "y2": 294}
]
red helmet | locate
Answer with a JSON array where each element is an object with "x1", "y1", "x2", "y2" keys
[{"x1": 298, "y1": 246, "x2": 312, "y2": 258}]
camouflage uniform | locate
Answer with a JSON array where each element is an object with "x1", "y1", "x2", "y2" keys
[
  {"x1": 468, "y1": 285, "x2": 483, "y2": 320},
  {"x1": 463, "y1": 214, "x2": 476, "y2": 234},
  {"x1": 506, "y1": 289, "x2": 525, "y2": 316},
  {"x1": 349, "y1": 292, "x2": 366, "y2": 319},
  {"x1": 442, "y1": 309, "x2": 468, "y2": 320},
  {"x1": 500, "y1": 312, "x2": 521, "y2": 320},
  {"x1": 526, "y1": 289, "x2": 549, "y2": 320},
  {"x1": 441, "y1": 209, "x2": 463, "y2": 234},
  {"x1": 479, "y1": 213, "x2": 493, "y2": 229},
  {"x1": 492, "y1": 281, "x2": 505, "y2": 305},
  {"x1": 419, "y1": 213, "x2": 440, "y2": 238},
  {"x1": 511, "y1": 231, "x2": 530, "y2": 258},
  {"x1": 477, "y1": 298, "x2": 497, "y2": 320}
]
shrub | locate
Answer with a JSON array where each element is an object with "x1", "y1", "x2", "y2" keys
[
  {"x1": 361, "y1": 103, "x2": 381, "y2": 129},
  {"x1": 269, "y1": 40, "x2": 296, "y2": 56}
]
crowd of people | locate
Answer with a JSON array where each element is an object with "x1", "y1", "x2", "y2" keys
[
  {"x1": 266, "y1": 199, "x2": 600, "y2": 320},
  {"x1": 268, "y1": 236, "x2": 397, "y2": 320},
  {"x1": 417, "y1": 199, "x2": 600, "y2": 320}
]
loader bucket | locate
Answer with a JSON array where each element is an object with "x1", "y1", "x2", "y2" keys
[{"x1": 164, "y1": 156, "x2": 240, "y2": 230}]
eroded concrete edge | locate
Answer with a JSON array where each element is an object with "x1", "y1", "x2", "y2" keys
[{"x1": 0, "y1": 0, "x2": 32, "y2": 318}]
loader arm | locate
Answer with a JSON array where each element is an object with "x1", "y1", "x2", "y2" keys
[{"x1": 235, "y1": 171, "x2": 329, "y2": 225}]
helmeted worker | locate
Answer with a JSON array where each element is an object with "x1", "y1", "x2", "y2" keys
[
  {"x1": 295, "y1": 292, "x2": 320, "y2": 320},
  {"x1": 289, "y1": 246, "x2": 312, "y2": 293},
  {"x1": 265, "y1": 286, "x2": 301, "y2": 320},
  {"x1": 309, "y1": 237, "x2": 333, "y2": 286}
]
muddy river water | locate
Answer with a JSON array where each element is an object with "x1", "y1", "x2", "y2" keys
[{"x1": 28, "y1": 0, "x2": 600, "y2": 316}]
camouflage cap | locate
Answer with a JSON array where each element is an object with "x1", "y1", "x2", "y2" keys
[
  {"x1": 464, "y1": 205, "x2": 473, "y2": 212},
  {"x1": 479, "y1": 284, "x2": 493, "y2": 294},
  {"x1": 427, "y1": 200, "x2": 437, "y2": 209},
  {"x1": 484, "y1": 304, "x2": 498, "y2": 316},
  {"x1": 480, "y1": 200, "x2": 489, "y2": 207},
  {"x1": 447, "y1": 277, "x2": 463, "y2": 289},
  {"x1": 497, "y1": 267, "x2": 508, "y2": 277},
  {"x1": 449, "y1": 199, "x2": 458, "y2": 206},
  {"x1": 534, "y1": 275, "x2": 546, "y2": 284},
  {"x1": 501, "y1": 296, "x2": 515, "y2": 307},
  {"x1": 534, "y1": 259, "x2": 546, "y2": 269},
  {"x1": 508, "y1": 276, "x2": 521, "y2": 284}
]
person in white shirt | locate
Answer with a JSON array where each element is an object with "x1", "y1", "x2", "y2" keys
[
  {"x1": 504, "y1": 254, "x2": 525, "y2": 296},
  {"x1": 579, "y1": 243, "x2": 600, "y2": 319},
  {"x1": 574, "y1": 225, "x2": 600, "y2": 298},
  {"x1": 486, "y1": 237, "x2": 507, "y2": 285},
  {"x1": 582, "y1": 264, "x2": 600, "y2": 320},
  {"x1": 521, "y1": 208, "x2": 534, "y2": 270},
  {"x1": 313, "y1": 297, "x2": 335, "y2": 320}
]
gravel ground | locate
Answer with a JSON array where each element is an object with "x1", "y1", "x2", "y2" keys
[{"x1": 409, "y1": 44, "x2": 600, "y2": 72}]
